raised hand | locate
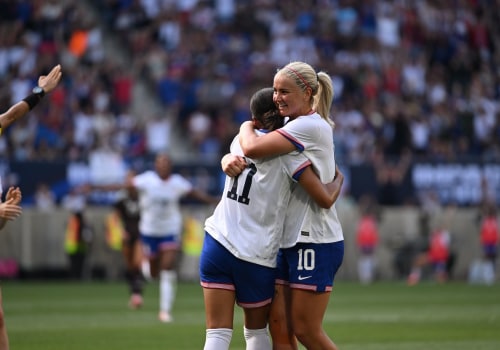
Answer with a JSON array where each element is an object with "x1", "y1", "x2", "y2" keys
[{"x1": 38, "y1": 64, "x2": 62, "y2": 93}]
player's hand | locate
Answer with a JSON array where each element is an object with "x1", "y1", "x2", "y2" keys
[
  {"x1": 5, "y1": 187, "x2": 22, "y2": 205},
  {"x1": 240, "y1": 120, "x2": 255, "y2": 133},
  {"x1": 0, "y1": 199, "x2": 22, "y2": 221},
  {"x1": 221, "y1": 154, "x2": 246, "y2": 177},
  {"x1": 38, "y1": 64, "x2": 62, "y2": 94}
]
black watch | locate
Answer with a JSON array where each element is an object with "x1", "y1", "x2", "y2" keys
[{"x1": 32, "y1": 86, "x2": 45, "y2": 98}]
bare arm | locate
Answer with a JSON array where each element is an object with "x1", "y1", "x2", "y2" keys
[
  {"x1": 298, "y1": 165, "x2": 344, "y2": 209},
  {"x1": 0, "y1": 64, "x2": 62, "y2": 131},
  {"x1": 239, "y1": 121, "x2": 295, "y2": 158},
  {"x1": 186, "y1": 188, "x2": 219, "y2": 205}
]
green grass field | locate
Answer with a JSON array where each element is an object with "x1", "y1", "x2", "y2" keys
[{"x1": 2, "y1": 280, "x2": 499, "y2": 350}]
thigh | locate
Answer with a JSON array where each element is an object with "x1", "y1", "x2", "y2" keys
[
  {"x1": 159, "y1": 248, "x2": 179, "y2": 270},
  {"x1": 269, "y1": 284, "x2": 297, "y2": 349},
  {"x1": 132, "y1": 240, "x2": 143, "y2": 267},
  {"x1": 290, "y1": 288, "x2": 330, "y2": 330},
  {"x1": 243, "y1": 304, "x2": 271, "y2": 329},
  {"x1": 203, "y1": 287, "x2": 236, "y2": 329}
]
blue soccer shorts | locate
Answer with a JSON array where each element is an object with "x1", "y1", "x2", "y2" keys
[
  {"x1": 140, "y1": 234, "x2": 180, "y2": 257},
  {"x1": 276, "y1": 241, "x2": 344, "y2": 292},
  {"x1": 199, "y1": 232, "x2": 276, "y2": 308}
]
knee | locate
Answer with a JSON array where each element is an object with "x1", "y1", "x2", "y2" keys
[{"x1": 292, "y1": 321, "x2": 320, "y2": 347}]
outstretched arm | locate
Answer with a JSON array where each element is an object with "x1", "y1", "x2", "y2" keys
[
  {"x1": 298, "y1": 165, "x2": 344, "y2": 209},
  {"x1": 186, "y1": 189, "x2": 219, "y2": 205},
  {"x1": 0, "y1": 64, "x2": 62, "y2": 132},
  {"x1": 239, "y1": 121, "x2": 295, "y2": 158}
]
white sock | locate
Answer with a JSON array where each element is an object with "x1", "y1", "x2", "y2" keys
[
  {"x1": 204, "y1": 328, "x2": 232, "y2": 350},
  {"x1": 141, "y1": 260, "x2": 152, "y2": 281},
  {"x1": 244, "y1": 326, "x2": 271, "y2": 350},
  {"x1": 160, "y1": 270, "x2": 177, "y2": 313}
]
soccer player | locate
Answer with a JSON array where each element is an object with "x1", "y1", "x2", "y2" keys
[
  {"x1": 237, "y1": 61, "x2": 344, "y2": 350},
  {"x1": 110, "y1": 170, "x2": 143, "y2": 308},
  {"x1": 123, "y1": 153, "x2": 219, "y2": 322},
  {"x1": 200, "y1": 87, "x2": 344, "y2": 350},
  {"x1": 0, "y1": 64, "x2": 63, "y2": 350}
]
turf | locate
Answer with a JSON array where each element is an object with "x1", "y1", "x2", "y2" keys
[{"x1": 2, "y1": 280, "x2": 499, "y2": 349}]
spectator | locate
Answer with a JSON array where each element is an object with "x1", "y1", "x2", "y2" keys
[
  {"x1": 34, "y1": 182, "x2": 56, "y2": 211},
  {"x1": 356, "y1": 195, "x2": 380, "y2": 284}
]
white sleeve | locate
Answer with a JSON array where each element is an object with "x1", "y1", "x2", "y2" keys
[
  {"x1": 281, "y1": 152, "x2": 312, "y2": 182},
  {"x1": 276, "y1": 116, "x2": 320, "y2": 152}
]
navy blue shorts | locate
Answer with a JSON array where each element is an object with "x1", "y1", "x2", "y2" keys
[
  {"x1": 276, "y1": 241, "x2": 344, "y2": 292},
  {"x1": 199, "y1": 232, "x2": 276, "y2": 308},
  {"x1": 140, "y1": 234, "x2": 180, "y2": 257}
]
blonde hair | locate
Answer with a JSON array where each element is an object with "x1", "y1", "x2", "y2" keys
[{"x1": 277, "y1": 61, "x2": 335, "y2": 127}]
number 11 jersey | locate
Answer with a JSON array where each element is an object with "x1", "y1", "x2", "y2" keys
[{"x1": 204, "y1": 130, "x2": 309, "y2": 268}]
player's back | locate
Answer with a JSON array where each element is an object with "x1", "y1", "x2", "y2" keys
[{"x1": 205, "y1": 132, "x2": 307, "y2": 267}]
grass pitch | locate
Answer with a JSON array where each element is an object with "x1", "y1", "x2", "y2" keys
[{"x1": 2, "y1": 280, "x2": 499, "y2": 349}]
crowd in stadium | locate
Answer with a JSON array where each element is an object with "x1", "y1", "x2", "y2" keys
[{"x1": 1, "y1": 0, "x2": 499, "y2": 204}]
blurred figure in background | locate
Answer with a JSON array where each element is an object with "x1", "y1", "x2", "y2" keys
[
  {"x1": 63, "y1": 187, "x2": 93, "y2": 280},
  {"x1": 355, "y1": 195, "x2": 380, "y2": 284},
  {"x1": 407, "y1": 225, "x2": 451, "y2": 286},
  {"x1": 469, "y1": 202, "x2": 499, "y2": 285},
  {"x1": 34, "y1": 182, "x2": 57, "y2": 212},
  {"x1": 93, "y1": 153, "x2": 219, "y2": 322},
  {"x1": 110, "y1": 170, "x2": 144, "y2": 309}
]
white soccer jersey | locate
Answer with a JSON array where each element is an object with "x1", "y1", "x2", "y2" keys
[
  {"x1": 205, "y1": 131, "x2": 310, "y2": 268},
  {"x1": 277, "y1": 113, "x2": 344, "y2": 247},
  {"x1": 133, "y1": 170, "x2": 193, "y2": 237}
]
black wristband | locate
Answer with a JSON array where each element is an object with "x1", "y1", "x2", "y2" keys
[{"x1": 22, "y1": 93, "x2": 42, "y2": 110}]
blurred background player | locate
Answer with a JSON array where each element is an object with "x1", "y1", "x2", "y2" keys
[
  {"x1": 93, "y1": 153, "x2": 219, "y2": 322},
  {"x1": 407, "y1": 226, "x2": 451, "y2": 285},
  {"x1": 135, "y1": 153, "x2": 218, "y2": 322},
  {"x1": 469, "y1": 202, "x2": 499, "y2": 285},
  {"x1": 356, "y1": 195, "x2": 380, "y2": 285},
  {"x1": 111, "y1": 170, "x2": 144, "y2": 308}
]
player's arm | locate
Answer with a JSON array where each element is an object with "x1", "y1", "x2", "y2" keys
[
  {"x1": 298, "y1": 165, "x2": 344, "y2": 209},
  {"x1": 239, "y1": 121, "x2": 295, "y2": 158},
  {"x1": 186, "y1": 188, "x2": 219, "y2": 206},
  {"x1": 0, "y1": 64, "x2": 62, "y2": 133}
]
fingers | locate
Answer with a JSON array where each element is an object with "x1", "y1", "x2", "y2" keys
[
  {"x1": 5, "y1": 187, "x2": 22, "y2": 204},
  {"x1": 222, "y1": 154, "x2": 247, "y2": 177},
  {"x1": 0, "y1": 204, "x2": 22, "y2": 220},
  {"x1": 38, "y1": 64, "x2": 62, "y2": 93}
]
